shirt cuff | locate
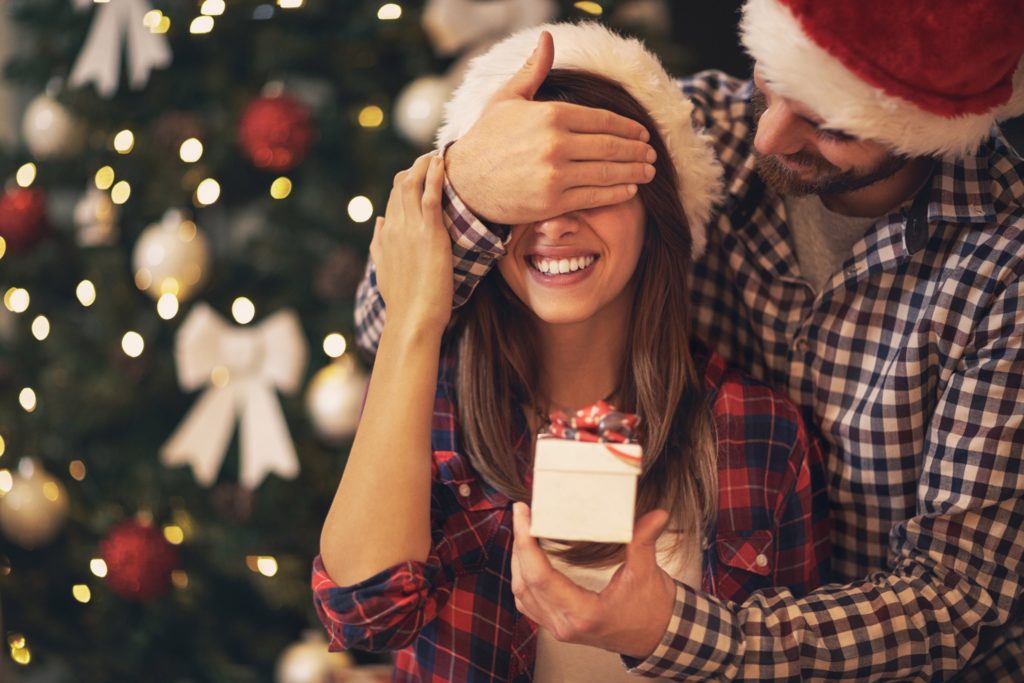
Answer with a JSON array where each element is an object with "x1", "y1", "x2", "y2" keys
[
  {"x1": 438, "y1": 141, "x2": 510, "y2": 255},
  {"x1": 621, "y1": 582, "x2": 742, "y2": 679}
]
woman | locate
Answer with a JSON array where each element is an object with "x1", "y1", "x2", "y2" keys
[{"x1": 313, "y1": 23, "x2": 829, "y2": 683}]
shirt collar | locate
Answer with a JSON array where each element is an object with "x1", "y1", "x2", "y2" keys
[{"x1": 925, "y1": 144, "x2": 998, "y2": 226}]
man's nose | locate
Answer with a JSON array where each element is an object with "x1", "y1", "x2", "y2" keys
[{"x1": 754, "y1": 99, "x2": 812, "y2": 157}]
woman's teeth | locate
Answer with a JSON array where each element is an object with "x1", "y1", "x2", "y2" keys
[{"x1": 531, "y1": 255, "x2": 596, "y2": 274}]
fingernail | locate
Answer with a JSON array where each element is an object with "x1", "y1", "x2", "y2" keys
[
  {"x1": 645, "y1": 147, "x2": 657, "y2": 163},
  {"x1": 644, "y1": 164, "x2": 655, "y2": 179},
  {"x1": 627, "y1": 184, "x2": 638, "y2": 195}
]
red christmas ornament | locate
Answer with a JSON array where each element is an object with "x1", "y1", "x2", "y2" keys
[
  {"x1": 237, "y1": 94, "x2": 315, "y2": 172},
  {"x1": 100, "y1": 520, "x2": 179, "y2": 601},
  {"x1": 0, "y1": 187, "x2": 49, "y2": 252}
]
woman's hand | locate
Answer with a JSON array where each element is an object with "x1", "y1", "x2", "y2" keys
[
  {"x1": 510, "y1": 503, "x2": 676, "y2": 660},
  {"x1": 371, "y1": 153, "x2": 454, "y2": 336}
]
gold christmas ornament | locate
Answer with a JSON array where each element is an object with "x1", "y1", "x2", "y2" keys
[
  {"x1": 0, "y1": 459, "x2": 70, "y2": 549},
  {"x1": 131, "y1": 209, "x2": 211, "y2": 302},
  {"x1": 21, "y1": 92, "x2": 85, "y2": 160},
  {"x1": 305, "y1": 355, "x2": 368, "y2": 442},
  {"x1": 275, "y1": 631, "x2": 353, "y2": 683},
  {"x1": 392, "y1": 76, "x2": 452, "y2": 148}
]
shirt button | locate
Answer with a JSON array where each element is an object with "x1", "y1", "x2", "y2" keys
[
  {"x1": 794, "y1": 338, "x2": 809, "y2": 353},
  {"x1": 755, "y1": 553, "x2": 768, "y2": 568},
  {"x1": 458, "y1": 483, "x2": 472, "y2": 498}
]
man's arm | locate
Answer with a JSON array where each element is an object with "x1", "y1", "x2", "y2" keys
[{"x1": 623, "y1": 278, "x2": 1024, "y2": 681}]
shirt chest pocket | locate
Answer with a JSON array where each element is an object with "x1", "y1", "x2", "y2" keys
[
  {"x1": 437, "y1": 476, "x2": 511, "y2": 576},
  {"x1": 713, "y1": 529, "x2": 774, "y2": 599}
]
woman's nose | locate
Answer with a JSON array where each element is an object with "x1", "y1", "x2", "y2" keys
[{"x1": 534, "y1": 213, "x2": 581, "y2": 241}]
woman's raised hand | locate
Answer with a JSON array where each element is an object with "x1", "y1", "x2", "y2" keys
[{"x1": 370, "y1": 153, "x2": 454, "y2": 337}]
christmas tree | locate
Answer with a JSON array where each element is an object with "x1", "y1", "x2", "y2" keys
[{"x1": 0, "y1": 1, "x2": 745, "y2": 681}]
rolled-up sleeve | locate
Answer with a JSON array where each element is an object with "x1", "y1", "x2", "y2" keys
[{"x1": 312, "y1": 553, "x2": 449, "y2": 652}]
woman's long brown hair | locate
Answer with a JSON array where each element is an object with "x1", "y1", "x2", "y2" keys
[{"x1": 450, "y1": 70, "x2": 718, "y2": 567}]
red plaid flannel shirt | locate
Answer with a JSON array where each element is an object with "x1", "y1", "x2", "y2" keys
[{"x1": 312, "y1": 348, "x2": 829, "y2": 682}]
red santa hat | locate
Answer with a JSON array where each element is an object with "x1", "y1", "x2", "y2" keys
[
  {"x1": 740, "y1": 0, "x2": 1024, "y2": 159},
  {"x1": 436, "y1": 22, "x2": 723, "y2": 258}
]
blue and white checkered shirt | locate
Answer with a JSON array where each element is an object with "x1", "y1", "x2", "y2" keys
[{"x1": 354, "y1": 71, "x2": 1024, "y2": 681}]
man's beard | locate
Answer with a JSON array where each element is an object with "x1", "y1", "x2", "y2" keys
[
  {"x1": 749, "y1": 84, "x2": 908, "y2": 196},
  {"x1": 754, "y1": 150, "x2": 907, "y2": 197}
]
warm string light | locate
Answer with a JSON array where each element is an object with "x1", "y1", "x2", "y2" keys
[
  {"x1": 121, "y1": 331, "x2": 145, "y2": 358},
  {"x1": 179, "y1": 137, "x2": 203, "y2": 163},
  {"x1": 4, "y1": 287, "x2": 30, "y2": 313},
  {"x1": 195, "y1": 178, "x2": 221, "y2": 205},
  {"x1": 377, "y1": 3, "x2": 402, "y2": 20},
  {"x1": 8, "y1": 633, "x2": 30, "y2": 666},
  {"x1": 111, "y1": 180, "x2": 131, "y2": 205},
  {"x1": 210, "y1": 365, "x2": 230, "y2": 387},
  {"x1": 201, "y1": 0, "x2": 225, "y2": 16},
  {"x1": 16, "y1": 163, "x2": 37, "y2": 187},
  {"x1": 277, "y1": 0, "x2": 303, "y2": 8},
  {"x1": 31, "y1": 315, "x2": 50, "y2": 341},
  {"x1": 269, "y1": 176, "x2": 292, "y2": 199},
  {"x1": 163, "y1": 525, "x2": 185, "y2": 545},
  {"x1": 76, "y1": 280, "x2": 97, "y2": 307},
  {"x1": 190, "y1": 16, "x2": 215, "y2": 34},
  {"x1": 72, "y1": 584, "x2": 92, "y2": 603},
  {"x1": 172, "y1": 570, "x2": 189, "y2": 589},
  {"x1": 347, "y1": 196, "x2": 373, "y2": 223},
  {"x1": 19, "y1": 388, "x2": 37, "y2": 413},
  {"x1": 143, "y1": 9, "x2": 171, "y2": 33},
  {"x1": 358, "y1": 105, "x2": 384, "y2": 128},
  {"x1": 323, "y1": 333, "x2": 347, "y2": 358},
  {"x1": 574, "y1": 1, "x2": 603, "y2": 15},
  {"x1": 246, "y1": 555, "x2": 279, "y2": 576},
  {"x1": 232, "y1": 297, "x2": 255, "y2": 325},
  {"x1": 113, "y1": 129, "x2": 135, "y2": 154},
  {"x1": 95, "y1": 165, "x2": 116, "y2": 190},
  {"x1": 69, "y1": 460, "x2": 87, "y2": 481},
  {"x1": 0, "y1": 434, "x2": 5, "y2": 458},
  {"x1": 90, "y1": 558, "x2": 108, "y2": 578},
  {"x1": 0, "y1": 469, "x2": 12, "y2": 493},
  {"x1": 0, "y1": 236, "x2": 6, "y2": 261},
  {"x1": 157, "y1": 293, "x2": 179, "y2": 320}
]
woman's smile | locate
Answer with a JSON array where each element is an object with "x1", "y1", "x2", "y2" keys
[{"x1": 526, "y1": 252, "x2": 601, "y2": 286}]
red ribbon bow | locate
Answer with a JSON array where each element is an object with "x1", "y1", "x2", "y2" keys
[{"x1": 545, "y1": 400, "x2": 640, "y2": 444}]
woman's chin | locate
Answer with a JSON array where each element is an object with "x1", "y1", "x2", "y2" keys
[{"x1": 526, "y1": 302, "x2": 599, "y2": 326}]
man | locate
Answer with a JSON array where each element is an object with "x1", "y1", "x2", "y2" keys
[{"x1": 354, "y1": 0, "x2": 1024, "y2": 679}]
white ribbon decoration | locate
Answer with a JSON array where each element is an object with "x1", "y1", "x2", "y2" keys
[
  {"x1": 69, "y1": 0, "x2": 171, "y2": 98},
  {"x1": 161, "y1": 304, "x2": 308, "y2": 490}
]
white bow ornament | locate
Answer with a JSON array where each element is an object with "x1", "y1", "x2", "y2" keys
[
  {"x1": 69, "y1": 0, "x2": 172, "y2": 98},
  {"x1": 161, "y1": 303, "x2": 308, "y2": 490}
]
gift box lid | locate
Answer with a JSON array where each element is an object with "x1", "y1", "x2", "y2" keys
[{"x1": 534, "y1": 435, "x2": 642, "y2": 475}]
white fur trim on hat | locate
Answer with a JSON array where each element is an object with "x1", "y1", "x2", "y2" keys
[
  {"x1": 436, "y1": 22, "x2": 724, "y2": 258},
  {"x1": 740, "y1": 0, "x2": 1024, "y2": 160}
]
